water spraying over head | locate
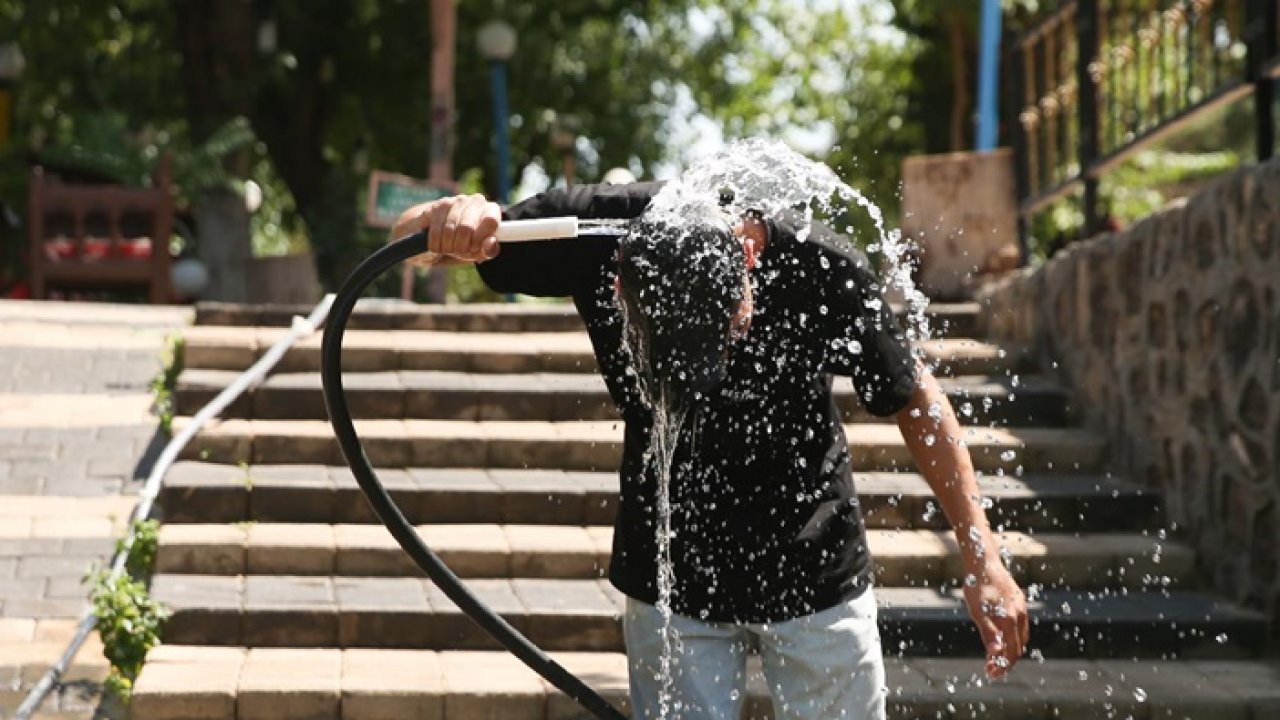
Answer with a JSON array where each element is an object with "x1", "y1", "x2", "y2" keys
[{"x1": 617, "y1": 213, "x2": 745, "y2": 407}]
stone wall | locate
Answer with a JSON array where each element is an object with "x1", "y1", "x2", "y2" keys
[{"x1": 977, "y1": 159, "x2": 1280, "y2": 632}]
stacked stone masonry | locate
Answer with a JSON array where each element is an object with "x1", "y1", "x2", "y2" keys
[{"x1": 978, "y1": 158, "x2": 1280, "y2": 636}]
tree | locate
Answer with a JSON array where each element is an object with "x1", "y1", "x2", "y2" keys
[{"x1": 1, "y1": 0, "x2": 767, "y2": 289}]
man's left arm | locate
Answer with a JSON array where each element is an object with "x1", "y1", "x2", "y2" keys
[{"x1": 894, "y1": 366, "x2": 1030, "y2": 678}]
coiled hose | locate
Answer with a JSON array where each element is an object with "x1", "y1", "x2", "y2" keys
[{"x1": 320, "y1": 229, "x2": 628, "y2": 720}]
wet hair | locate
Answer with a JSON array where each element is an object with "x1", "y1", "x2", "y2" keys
[{"x1": 617, "y1": 212, "x2": 746, "y2": 404}]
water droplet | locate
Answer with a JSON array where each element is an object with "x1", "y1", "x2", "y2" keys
[
  {"x1": 1133, "y1": 688, "x2": 1147, "y2": 702},
  {"x1": 999, "y1": 450, "x2": 1016, "y2": 462}
]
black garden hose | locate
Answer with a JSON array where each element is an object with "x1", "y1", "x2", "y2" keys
[{"x1": 320, "y1": 230, "x2": 628, "y2": 720}]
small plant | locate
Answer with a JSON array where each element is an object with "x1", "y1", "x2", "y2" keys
[
  {"x1": 89, "y1": 570, "x2": 169, "y2": 703},
  {"x1": 150, "y1": 335, "x2": 185, "y2": 435},
  {"x1": 117, "y1": 519, "x2": 160, "y2": 579},
  {"x1": 238, "y1": 460, "x2": 254, "y2": 490},
  {"x1": 88, "y1": 518, "x2": 167, "y2": 704}
]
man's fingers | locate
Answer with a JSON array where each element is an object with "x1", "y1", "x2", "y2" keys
[
  {"x1": 440, "y1": 198, "x2": 473, "y2": 257},
  {"x1": 427, "y1": 200, "x2": 451, "y2": 255},
  {"x1": 1019, "y1": 604, "x2": 1031, "y2": 647},
  {"x1": 456, "y1": 197, "x2": 491, "y2": 259}
]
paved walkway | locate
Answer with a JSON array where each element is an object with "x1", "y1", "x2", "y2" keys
[{"x1": 0, "y1": 300, "x2": 190, "y2": 719}]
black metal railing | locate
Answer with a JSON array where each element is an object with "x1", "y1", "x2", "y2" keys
[{"x1": 1011, "y1": 0, "x2": 1279, "y2": 253}]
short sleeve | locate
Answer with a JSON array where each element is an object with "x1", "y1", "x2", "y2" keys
[{"x1": 820, "y1": 248, "x2": 918, "y2": 417}]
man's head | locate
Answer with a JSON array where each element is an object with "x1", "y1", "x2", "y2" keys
[{"x1": 616, "y1": 212, "x2": 747, "y2": 402}]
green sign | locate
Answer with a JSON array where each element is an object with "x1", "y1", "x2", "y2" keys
[{"x1": 365, "y1": 170, "x2": 455, "y2": 228}]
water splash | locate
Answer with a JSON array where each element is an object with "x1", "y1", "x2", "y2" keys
[
  {"x1": 647, "y1": 138, "x2": 932, "y2": 342},
  {"x1": 617, "y1": 138, "x2": 928, "y2": 718}
]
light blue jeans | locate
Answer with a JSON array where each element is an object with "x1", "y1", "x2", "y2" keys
[{"x1": 623, "y1": 589, "x2": 887, "y2": 719}]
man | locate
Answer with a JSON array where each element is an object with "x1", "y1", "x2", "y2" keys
[{"x1": 393, "y1": 184, "x2": 1028, "y2": 719}]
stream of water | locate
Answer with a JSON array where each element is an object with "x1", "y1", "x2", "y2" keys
[{"x1": 619, "y1": 138, "x2": 931, "y2": 717}]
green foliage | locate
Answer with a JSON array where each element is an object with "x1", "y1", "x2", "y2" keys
[
  {"x1": 118, "y1": 519, "x2": 160, "y2": 579},
  {"x1": 150, "y1": 335, "x2": 183, "y2": 435},
  {"x1": 89, "y1": 569, "x2": 168, "y2": 703},
  {"x1": 87, "y1": 516, "x2": 167, "y2": 704},
  {"x1": 37, "y1": 115, "x2": 256, "y2": 207}
]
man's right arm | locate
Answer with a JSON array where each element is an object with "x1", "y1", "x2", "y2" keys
[{"x1": 391, "y1": 184, "x2": 661, "y2": 298}]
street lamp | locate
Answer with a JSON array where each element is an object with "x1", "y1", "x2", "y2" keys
[{"x1": 477, "y1": 20, "x2": 517, "y2": 203}]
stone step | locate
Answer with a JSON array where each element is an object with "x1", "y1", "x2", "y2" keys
[
  {"x1": 181, "y1": 326, "x2": 1029, "y2": 377},
  {"x1": 0, "y1": 624, "x2": 108, "y2": 719},
  {"x1": 154, "y1": 523, "x2": 1195, "y2": 592},
  {"x1": 160, "y1": 463, "x2": 1160, "y2": 534},
  {"x1": 151, "y1": 575, "x2": 1266, "y2": 659},
  {"x1": 193, "y1": 300, "x2": 981, "y2": 337},
  {"x1": 130, "y1": 646, "x2": 1280, "y2": 720},
  {"x1": 175, "y1": 368, "x2": 1070, "y2": 426},
  {"x1": 173, "y1": 418, "x2": 1106, "y2": 474}
]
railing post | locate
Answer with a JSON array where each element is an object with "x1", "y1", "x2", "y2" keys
[
  {"x1": 1249, "y1": 0, "x2": 1277, "y2": 161},
  {"x1": 1011, "y1": 35, "x2": 1033, "y2": 265},
  {"x1": 1077, "y1": 0, "x2": 1103, "y2": 237}
]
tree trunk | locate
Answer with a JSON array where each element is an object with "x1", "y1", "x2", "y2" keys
[{"x1": 194, "y1": 187, "x2": 252, "y2": 302}]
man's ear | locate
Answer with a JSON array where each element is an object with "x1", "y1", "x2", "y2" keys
[{"x1": 744, "y1": 236, "x2": 761, "y2": 271}]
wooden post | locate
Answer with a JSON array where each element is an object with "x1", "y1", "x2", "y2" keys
[
  {"x1": 1249, "y1": 0, "x2": 1277, "y2": 161},
  {"x1": 409, "y1": 0, "x2": 457, "y2": 302},
  {"x1": 1011, "y1": 37, "x2": 1032, "y2": 265},
  {"x1": 1077, "y1": 0, "x2": 1103, "y2": 238}
]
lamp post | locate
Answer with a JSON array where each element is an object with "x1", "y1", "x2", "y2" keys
[
  {"x1": 477, "y1": 20, "x2": 517, "y2": 203},
  {"x1": 0, "y1": 42, "x2": 26, "y2": 150}
]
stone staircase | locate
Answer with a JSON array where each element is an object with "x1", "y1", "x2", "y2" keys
[{"x1": 130, "y1": 301, "x2": 1280, "y2": 719}]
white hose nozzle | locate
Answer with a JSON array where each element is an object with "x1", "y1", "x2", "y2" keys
[{"x1": 495, "y1": 217, "x2": 579, "y2": 243}]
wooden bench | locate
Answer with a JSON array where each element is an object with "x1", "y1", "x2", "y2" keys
[{"x1": 28, "y1": 156, "x2": 175, "y2": 304}]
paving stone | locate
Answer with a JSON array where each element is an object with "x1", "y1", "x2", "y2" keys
[
  {"x1": 543, "y1": 652, "x2": 631, "y2": 720},
  {"x1": 175, "y1": 418, "x2": 252, "y2": 464},
  {"x1": 511, "y1": 579, "x2": 621, "y2": 652},
  {"x1": 242, "y1": 575, "x2": 337, "y2": 646},
  {"x1": 418, "y1": 524, "x2": 510, "y2": 576},
  {"x1": 492, "y1": 470, "x2": 591, "y2": 525},
  {"x1": 332, "y1": 467, "x2": 417, "y2": 524},
  {"x1": 0, "y1": 539, "x2": 65, "y2": 558},
  {"x1": 423, "y1": 579, "x2": 530, "y2": 650},
  {"x1": 485, "y1": 421, "x2": 570, "y2": 469},
  {"x1": 406, "y1": 469, "x2": 503, "y2": 524},
  {"x1": 912, "y1": 657, "x2": 1052, "y2": 719},
  {"x1": 156, "y1": 524, "x2": 246, "y2": 575},
  {"x1": 18, "y1": 555, "x2": 98, "y2": 579},
  {"x1": 130, "y1": 646, "x2": 243, "y2": 720},
  {"x1": 246, "y1": 523, "x2": 335, "y2": 574},
  {"x1": 1, "y1": 598, "x2": 86, "y2": 618},
  {"x1": 162, "y1": 462, "x2": 251, "y2": 522},
  {"x1": 250, "y1": 468, "x2": 335, "y2": 523},
  {"x1": 251, "y1": 420, "x2": 342, "y2": 465},
  {"x1": 0, "y1": 618, "x2": 36, "y2": 642},
  {"x1": 150, "y1": 575, "x2": 243, "y2": 645},
  {"x1": 504, "y1": 525, "x2": 604, "y2": 578},
  {"x1": 401, "y1": 371, "x2": 481, "y2": 420},
  {"x1": 439, "y1": 651, "x2": 545, "y2": 720},
  {"x1": 341, "y1": 649, "x2": 444, "y2": 720},
  {"x1": 333, "y1": 525, "x2": 416, "y2": 576},
  {"x1": 404, "y1": 421, "x2": 487, "y2": 467},
  {"x1": 335, "y1": 577, "x2": 432, "y2": 648},
  {"x1": 237, "y1": 648, "x2": 342, "y2": 720}
]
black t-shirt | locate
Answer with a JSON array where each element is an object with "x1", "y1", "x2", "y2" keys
[{"x1": 479, "y1": 182, "x2": 917, "y2": 623}]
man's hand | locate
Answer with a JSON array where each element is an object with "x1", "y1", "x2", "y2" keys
[
  {"x1": 895, "y1": 367, "x2": 1031, "y2": 678},
  {"x1": 962, "y1": 561, "x2": 1030, "y2": 679},
  {"x1": 390, "y1": 194, "x2": 502, "y2": 267}
]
